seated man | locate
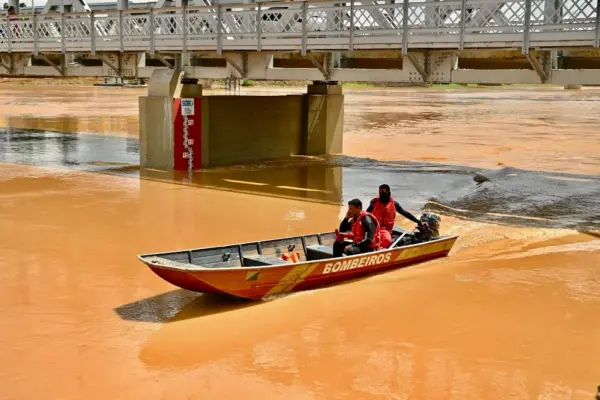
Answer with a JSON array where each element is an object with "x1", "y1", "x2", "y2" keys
[
  {"x1": 333, "y1": 198, "x2": 381, "y2": 257},
  {"x1": 367, "y1": 184, "x2": 421, "y2": 248}
]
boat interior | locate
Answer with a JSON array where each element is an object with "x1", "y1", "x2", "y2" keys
[{"x1": 143, "y1": 225, "x2": 451, "y2": 269}]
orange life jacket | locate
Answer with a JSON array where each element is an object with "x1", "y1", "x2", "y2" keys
[
  {"x1": 351, "y1": 211, "x2": 381, "y2": 250},
  {"x1": 281, "y1": 251, "x2": 300, "y2": 263},
  {"x1": 371, "y1": 196, "x2": 396, "y2": 231}
]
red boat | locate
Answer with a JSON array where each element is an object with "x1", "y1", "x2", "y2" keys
[{"x1": 138, "y1": 226, "x2": 459, "y2": 300}]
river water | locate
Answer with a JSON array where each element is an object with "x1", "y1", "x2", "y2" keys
[{"x1": 0, "y1": 84, "x2": 598, "y2": 400}]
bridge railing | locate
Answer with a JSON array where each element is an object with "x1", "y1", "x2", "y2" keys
[{"x1": 0, "y1": 0, "x2": 598, "y2": 54}]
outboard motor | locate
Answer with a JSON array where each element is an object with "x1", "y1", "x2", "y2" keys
[
  {"x1": 420, "y1": 213, "x2": 441, "y2": 237},
  {"x1": 412, "y1": 213, "x2": 441, "y2": 243}
]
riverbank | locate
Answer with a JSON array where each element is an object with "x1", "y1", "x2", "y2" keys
[{"x1": 0, "y1": 75, "x2": 575, "y2": 89}]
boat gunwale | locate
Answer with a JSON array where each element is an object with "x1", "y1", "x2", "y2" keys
[{"x1": 138, "y1": 233, "x2": 460, "y2": 273}]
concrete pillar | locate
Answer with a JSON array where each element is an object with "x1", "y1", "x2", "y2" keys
[
  {"x1": 452, "y1": 52, "x2": 459, "y2": 70},
  {"x1": 332, "y1": 52, "x2": 342, "y2": 69},
  {"x1": 139, "y1": 69, "x2": 203, "y2": 171},
  {"x1": 137, "y1": 53, "x2": 146, "y2": 69},
  {"x1": 303, "y1": 81, "x2": 344, "y2": 155},
  {"x1": 175, "y1": 53, "x2": 191, "y2": 70}
]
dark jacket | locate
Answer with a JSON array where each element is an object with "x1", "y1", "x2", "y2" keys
[{"x1": 339, "y1": 213, "x2": 377, "y2": 249}]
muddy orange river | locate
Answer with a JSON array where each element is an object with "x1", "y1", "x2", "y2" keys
[{"x1": 0, "y1": 84, "x2": 599, "y2": 399}]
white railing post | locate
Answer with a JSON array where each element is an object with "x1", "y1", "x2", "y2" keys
[
  {"x1": 217, "y1": 4, "x2": 222, "y2": 55},
  {"x1": 401, "y1": 0, "x2": 409, "y2": 55},
  {"x1": 459, "y1": 0, "x2": 466, "y2": 50},
  {"x1": 60, "y1": 12, "x2": 67, "y2": 54},
  {"x1": 301, "y1": 1, "x2": 307, "y2": 56},
  {"x1": 1, "y1": 1, "x2": 597, "y2": 58},
  {"x1": 523, "y1": 0, "x2": 532, "y2": 55},
  {"x1": 349, "y1": 0, "x2": 354, "y2": 51},
  {"x1": 149, "y1": 9, "x2": 155, "y2": 56},
  {"x1": 6, "y1": 15, "x2": 12, "y2": 54},
  {"x1": 183, "y1": 6, "x2": 188, "y2": 52},
  {"x1": 90, "y1": 12, "x2": 96, "y2": 56},
  {"x1": 33, "y1": 12, "x2": 39, "y2": 56},
  {"x1": 595, "y1": 0, "x2": 600, "y2": 47},
  {"x1": 119, "y1": 10, "x2": 124, "y2": 53},
  {"x1": 257, "y1": 3, "x2": 262, "y2": 51},
  {"x1": 61, "y1": 12, "x2": 66, "y2": 54}
]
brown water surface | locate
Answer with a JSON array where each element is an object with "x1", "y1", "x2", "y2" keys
[
  {"x1": 0, "y1": 84, "x2": 599, "y2": 399},
  {"x1": 2, "y1": 84, "x2": 600, "y2": 174}
]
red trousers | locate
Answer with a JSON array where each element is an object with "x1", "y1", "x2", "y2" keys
[{"x1": 380, "y1": 229, "x2": 392, "y2": 249}]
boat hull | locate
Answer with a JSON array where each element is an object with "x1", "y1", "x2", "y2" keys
[{"x1": 143, "y1": 235, "x2": 458, "y2": 300}]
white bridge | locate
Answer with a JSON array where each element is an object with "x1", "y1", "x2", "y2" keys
[
  {"x1": 2, "y1": 0, "x2": 599, "y2": 54},
  {"x1": 1, "y1": 0, "x2": 600, "y2": 84}
]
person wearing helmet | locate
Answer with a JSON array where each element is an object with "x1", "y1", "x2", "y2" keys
[{"x1": 366, "y1": 184, "x2": 421, "y2": 248}]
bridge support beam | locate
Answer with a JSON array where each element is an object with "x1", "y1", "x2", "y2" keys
[
  {"x1": 525, "y1": 50, "x2": 551, "y2": 83},
  {"x1": 154, "y1": 54, "x2": 173, "y2": 68},
  {"x1": 99, "y1": 53, "x2": 122, "y2": 78},
  {"x1": 99, "y1": 52, "x2": 145, "y2": 78},
  {"x1": 36, "y1": 54, "x2": 65, "y2": 76},
  {"x1": 405, "y1": 52, "x2": 430, "y2": 82},
  {"x1": 401, "y1": 51, "x2": 452, "y2": 84},
  {"x1": 0, "y1": 54, "x2": 15, "y2": 75},
  {"x1": 223, "y1": 53, "x2": 248, "y2": 78},
  {"x1": 0, "y1": 53, "x2": 26, "y2": 75},
  {"x1": 304, "y1": 52, "x2": 333, "y2": 80}
]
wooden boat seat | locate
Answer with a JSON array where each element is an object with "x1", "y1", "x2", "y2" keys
[
  {"x1": 306, "y1": 244, "x2": 334, "y2": 261},
  {"x1": 243, "y1": 254, "x2": 287, "y2": 267}
]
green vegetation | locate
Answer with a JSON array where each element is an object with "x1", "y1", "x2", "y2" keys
[
  {"x1": 342, "y1": 82, "x2": 376, "y2": 88},
  {"x1": 241, "y1": 79, "x2": 256, "y2": 87},
  {"x1": 430, "y1": 83, "x2": 473, "y2": 88}
]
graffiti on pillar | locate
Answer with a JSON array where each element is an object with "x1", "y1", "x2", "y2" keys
[{"x1": 173, "y1": 98, "x2": 202, "y2": 172}]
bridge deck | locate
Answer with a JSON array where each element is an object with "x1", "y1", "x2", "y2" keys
[{"x1": 1, "y1": 0, "x2": 598, "y2": 54}]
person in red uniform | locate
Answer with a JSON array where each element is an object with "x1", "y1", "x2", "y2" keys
[
  {"x1": 366, "y1": 184, "x2": 421, "y2": 248},
  {"x1": 333, "y1": 198, "x2": 381, "y2": 257}
]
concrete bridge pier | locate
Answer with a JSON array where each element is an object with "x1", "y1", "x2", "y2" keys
[
  {"x1": 139, "y1": 69, "x2": 202, "y2": 171},
  {"x1": 139, "y1": 70, "x2": 344, "y2": 171},
  {"x1": 305, "y1": 81, "x2": 344, "y2": 155}
]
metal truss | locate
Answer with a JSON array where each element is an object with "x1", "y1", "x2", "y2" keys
[{"x1": 0, "y1": 0, "x2": 598, "y2": 54}]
